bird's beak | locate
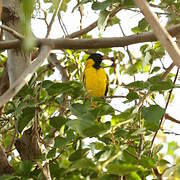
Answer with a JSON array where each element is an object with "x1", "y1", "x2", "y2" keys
[{"x1": 102, "y1": 55, "x2": 114, "y2": 61}]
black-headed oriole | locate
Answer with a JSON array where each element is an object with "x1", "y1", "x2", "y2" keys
[{"x1": 84, "y1": 53, "x2": 108, "y2": 97}]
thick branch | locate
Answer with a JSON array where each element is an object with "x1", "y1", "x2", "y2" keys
[
  {"x1": 1, "y1": 23, "x2": 180, "y2": 50},
  {"x1": 0, "y1": 46, "x2": 51, "y2": 109},
  {"x1": 2, "y1": 0, "x2": 31, "y2": 86},
  {"x1": 15, "y1": 126, "x2": 41, "y2": 161},
  {"x1": 134, "y1": 0, "x2": 180, "y2": 68},
  {"x1": 0, "y1": 0, "x2": 2, "y2": 19}
]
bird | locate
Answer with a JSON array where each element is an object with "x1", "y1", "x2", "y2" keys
[{"x1": 83, "y1": 53, "x2": 109, "y2": 97}]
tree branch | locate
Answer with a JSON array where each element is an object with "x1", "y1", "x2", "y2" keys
[
  {"x1": 0, "y1": 45, "x2": 51, "y2": 109},
  {"x1": 165, "y1": 114, "x2": 180, "y2": 124},
  {"x1": 45, "y1": 0, "x2": 63, "y2": 38},
  {"x1": 67, "y1": 6, "x2": 121, "y2": 38},
  {"x1": 48, "y1": 53, "x2": 69, "y2": 82},
  {"x1": 1, "y1": 23, "x2": 180, "y2": 50},
  {"x1": 0, "y1": 145, "x2": 13, "y2": 175},
  {"x1": 0, "y1": 24, "x2": 24, "y2": 40},
  {"x1": 134, "y1": 0, "x2": 180, "y2": 68},
  {"x1": 2, "y1": 0, "x2": 31, "y2": 86}
]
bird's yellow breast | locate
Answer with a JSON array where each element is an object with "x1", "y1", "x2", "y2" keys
[{"x1": 84, "y1": 59, "x2": 107, "y2": 97}]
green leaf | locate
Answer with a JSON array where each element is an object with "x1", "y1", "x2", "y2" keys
[
  {"x1": 121, "y1": 0, "x2": 135, "y2": 7},
  {"x1": 60, "y1": 0, "x2": 70, "y2": 12},
  {"x1": 71, "y1": 102, "x2": 91, "y2": 118},
  {"x1": 44, "y1": 81, "x2": 83, "y2": 97},
  {"x1": 91, "y1": 102, "x2": 114, "y2": 117},
  {"x1": 66, "y1": 119, "x2": 109, "y2": 137},
  {"x1": 41, "y1": 80, "x2": 54, "y2": 89},
  {"x1": 168, "y1": 141, "x2": 178, "y2": 155},
  {"x1": 132, "y1": 18, "x2": 149, "y2": 33},
  {"x1": 142, "y1": 105, "x2": 165, "y2": 131},
  {"x1": 98, "y1": 10, "x2": 110, "y2": 32},
  {"x1": 107, "y1": 16, "x2": 120, "y2": 26},
  {"x1": 127, "y1": 172, "x2": 141, "y2": 180},
  {"x1": 0, "y1": 175, "x2": 15, "y2": 180},
  {"x1": 69, "y1": 148, "x2": 89, "y2": 161},
  {"x1": 126, "y1": 81, "x2": 150, "y2": 90},
  {"x1": 49, "y1": 116, "x2": 67, "y2": 130},
  {"x1": 150, "y1": 79, "x2": 174, "y2": 91},
  {"x1": 18, "y1": 107, "x2": 35, "y2": 133},
  {"x1": 150, "y1": 66, "x2": 161, "y2": 74},
  {"x1": 111, "y1": 107, "x2": 135, "y2": 126},
  {"x1": 54, "y1": 137, "x2": 69, "y2": 148},
  {"x1": 18, "y1": 160, "x2": 33, "y2": 177},
  {"x1": 70, "y1": 158, "x2": 96, "y2": 169},
  {"x1": 47, "y1": 148, "x2": 56, "y2": 159},
  {"x1": 153, "y1": 42, "x2": 165, "y2": 59},
  {"x1": 49, "y1": 162, "x2": 63, "y2": 179},
  {"x1": 92, "y1": 0, "x2": 112, "y2": 10},
  {"x1": 158, "y1": 159, "x2": 170, "y2": 166},
  {"x1": 139, "y1": 18, "x2": 149, "y2": 31},
  {"x1": 139, "y1": 156, "x2": 156, "y2": 168},
  {"x1": 21, "y1": 0, "x2": 35, "y2": 18},
  {"x1": 17, "y1": 84, "x2": 34, "y2": 97},
  {"x1": 126, "y1": 92, "x2": 139, "y2": 102},
  {"x1": 107, "y1": 162, "x2": 144, "y2": 175},
  {"x1": 4, "y1": 102, "x2": 15, "y2": 115},
  {"x1": 54, "y1": 131, "x2": 75, "y2": 148}
]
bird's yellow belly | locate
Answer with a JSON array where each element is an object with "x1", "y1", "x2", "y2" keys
[{"x1": 84, "y1": 68, "x2": 107, "y2": 97}]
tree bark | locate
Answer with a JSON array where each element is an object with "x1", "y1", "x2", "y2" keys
[
  {"x1": 0, "y1": 146, "x2": 13, "y2": 175},
  {"x1": 15, "y1": 126, "x2": 41, "y2": 161},
  {"x1": 2, "y1": 0, "x2": 31, "y2": 85},
  {"x1": 0, "y1": 64, "x2": 12, "y2": 175},
  {"x1": 0, "y1": 0, "x2": 2, "y2": 19}
]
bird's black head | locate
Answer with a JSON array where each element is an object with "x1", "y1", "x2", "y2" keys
[{"x1": 88, "y1": 53, "x2": 103, "y2": 69}]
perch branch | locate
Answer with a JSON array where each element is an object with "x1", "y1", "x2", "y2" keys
[{"x1": 0, "y1": 23, "x2": 180, "y2": 50}]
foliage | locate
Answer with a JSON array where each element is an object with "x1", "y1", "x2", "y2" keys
[{"x1": 0, "y1": 0, "x2": 180, "y2": 179}]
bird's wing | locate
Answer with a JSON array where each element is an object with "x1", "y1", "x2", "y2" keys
[
  {"x1": 104, "y1": 73, "x2": 109, "y2": 96},
  {"x1": 83, "y1": 73, "x2": 85, "y2": 85}
]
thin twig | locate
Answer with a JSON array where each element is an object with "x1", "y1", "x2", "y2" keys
[
  {"x1": 165, "y1": 113, "x2": 180, "y2": 124},
  {"x1": 163, "y1": 130, "x2": 180, "y2": 136},
  {"x1": 0, "y1": 24, "x2": 24, "y2": 40},
  {"x1": 137, "y1": 62, "x2": 175, "y2": 108},
  {"x1": 160, "y1": 63, "x2": 175, "y2": 80},
  {"x1": 46, "y1": 0, "x2": 63, "y2": 38},
  {"x1": 58, "y1": 13, "x2": 69, "y2": 36},
  {"x1": 105, "y1": 95, "x2": 127, "y2": 99},
  {"x1": 67, "y1": 6, "x2": 121, "y2": 38},
  {"x1": 48, "y1": 53, "x2": 69, "y2": 82},
  {"x1": 150, "y1": 67, "x2": 179, "y2": 155},
  {"x1": 77, "y1": 0, "x2": 83, "y2": 32}
]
